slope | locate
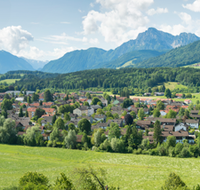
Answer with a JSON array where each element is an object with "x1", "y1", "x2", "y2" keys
[
  {"x1": 42, "y1": 28, "x2": 200, "y2": 73},
  {"x1": 0, "y1": 51, "x2": 34, "y2": 74},
  {"x1": 137, "y1": 40, "x2": 200, "y2": 68}
]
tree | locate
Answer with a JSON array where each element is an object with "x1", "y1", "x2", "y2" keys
[
  {"x1": 161, "y1": 172, "x2": 186, "y2": 190},
  {"x1": 130, "y1": 111, "x2": 136, "y2": 119},
  {"x1": 23, "y1": 126, "x2": 43, "y2": 146},
  {"x1": 0, "y1": 117, "x2": 16, "y2": 144},
  {"x1": 83, "y1": 101, "x2": 89, "y2": 106},
  {"x1": 1, "y1": 98, "x2": 13, "y2": 111},
  {"x1": 55, "y1": 117, "x2": 65, "y2": 130},
  {"x1": 91, "y1": 97, "x2": 101, "y2": 105},
  {"x1": 122, "y1": 98, "x2": 133, "y2": 108},
  {"x1": 74, "y1": 166, "x2": 107, "y2": 190},
  {"x1": 165, "y1": 109, "x2": 177, "y2": 118},
  {"x1": 49, "y1": 128, "x2": 61, "y2": 146},
  {"x1": 138, "y1": 108, "x2": 145, "y2": 120},
  {"x1": 64, "y1": 113, "x2": 71, "y2": 121},
  {"x1": 153, "y1": 108, "x2": 161, "y2": 117},
  {"x1": 53, "y1": 173, "x2": 75, "y2": 190},
  {"x1": 108, "y1": 123, "x2": 121, "y2": 139},
  {"x1": 44, "y1": 89, "x2": 53, "y2": 102},
  {"x1": 96, "y1": 108, "x2": 105, "y2": 115},
  {"x1": 178, "y1": 108, "x2": 185, "y2": 116},
  {"x1": 52, "y1": 115, "x2": 57, "y2": 125},
  {"x1": 32, "y1": 93, "x2": 39, "y2": 102},
  {"x1": 68, "y1": 123, "x2": 76, "y2": 131},
  {"x1": 19, "y1": 107, "x2": 24, "y2": 117},
  {"x1": 156, "y1": 100, "x2": 164, "y2": 110},
  {"x1": 111, "y1": 137, "x2": 125, "y2": 153},
  {"x1": 153, "y1": 120, "x2": 162, "y2": 144},
  {"x1": 166, "y1": 136, "x2": 176, "y2": 148},
  {"x1": 4, "y1": 94, "x2": 10, "y2": 100},
  {"x1": 124, "y1": 114, "x2": 133, "y2": 125},
  {"x1": 78, "y1": 118, "x2": 91, "y2": 134},
  {"x1": 86, "y1": 92, "x2": 91, "y2": 99},
  {"x1": 19, "y1": 172, "x2": 49, "y2": 189},
  {"x1": 94, "y1": 130, "x2": 101, "y2": 147},
  {"x1": 113, "y1": 113, "x2": 119, "y2": 119},
  {"x1": 34, "y1": 108, "x2": 45, "y2": 119},
  {"x1": 25, "y1": 110, "x2": 28, "y2": 117},
  {"x1": 165, "y1": 88, "x2": 171, "y2": 98},
  {"x1": 64, "y1": 130, "x2": 77, "y2": 149}
]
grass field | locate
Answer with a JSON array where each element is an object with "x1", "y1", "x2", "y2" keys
[
  {"x1": 0, "y1": 145, "x2": 200, "y2": 189},
  {"x1": 0, "y1": 79, "x2": 20, "y2": 84},
  {"x1": 183, "y1": 63, "x2": 200, "y2": 69},
  {"x1": 163, "y1": 82, "x2": 188, "y2": 91}
]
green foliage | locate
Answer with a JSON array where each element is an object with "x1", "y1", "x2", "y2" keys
[
  {"x1": 55, "y1": 117, "x2": 65, "y2": 130},
  {"x1": 18, "y1": 107, "x2": 24, "y2": 117},
  {"x1": 153, "y1": 108, "x2": 161, "y2": 117},
  {"x1": 32, "y1": 93, "x2": 39, "y2": 102},
  {"x1": 44, "y1": 89, "x2": 53, "y2": 102},
  {"x1": 64, "y1": 130, "x2": 77, "y2": 149},
  {"x1": 122, "y1": 98, "x2": 133, "y2": 108},
  {"x1": 165, "y1": 88, "x2": 171, "y2": 98},
  {"x1": 34, "y1": 108, "x2": 45, "y2": 119},
  {"x1": 138, "y1": 108, "x2": 145, "y2": 120},
  {"x1": 78, "y1": 118, "x2": 91, "y2": 134},
  {"x1": 165, "y1": 109, "x2": 177, "y2": 118},
  {"x1": 91, "y1": 97, "x2": 101, "y2": 105},
  {"x1": 108, "y1": 123, "x2": 121, "y2": 139},
  {"x1": 54, "y1": 173, "x2": 75, "y2": 190},
  {"x1": 19, "y1": 172, "x2": 49, "y2": 188},
  {"x1": 64, "y1": 113, "x2": 71, "y2": 121},
  {"x1": 161, "y1": 172, "x2": 186, "y2": 190},
  {"x1": 156, "y1": 100, "x2": 164, "y2": 110},
  {"x1": 153, "y1": 120, "x2": 162, "y2": 144},
  {"x1": 130, "y1": 111, "x2": 136, "y2": 119},
  {"x1": 0, "y1": 117, "x2": 16, "y2": 144},
  {"x1": 1, "y1": 98, "x2": 13, "y2": 111}
]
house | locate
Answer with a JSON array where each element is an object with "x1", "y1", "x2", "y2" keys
[
  {"x1": 107, "y1": 119, "x2": 123, "y2": 127},
  {"x1": 143, "y1": 135, "x2": 154, "y2": 143},
  {"x1": 176, "y1": 94, "x2": 183, "y2": 98},
  {"x1": 90, "y1": 105, "x2": 102, "y2": 112},
  {"x1": 92, "y1": 122, "x2": 109, "y2": 130},
  {"x1": 147, "y1": 118, "x2": 177, "y2": 126},
  {"x1": 174, "y1": 123, "x2": 189, "y2": 132},
  {"x1": 160, "y1": 110, "x2": 167, "y2": 116},
  {"x1": 184, "y1": 99, "x2": 192, "y2": 104},
  {"x1": 41, "y1": 116, "x2": 53, "y2": 126},
  {"x1": 154, "y1": 92, "x2": 164, "y2": 96},
  {"x1": 27, "y1": 107, "x2": 56, "y2": 119},
  {"x1": 185, "y1": 119, "x2": 199, "y2": 129},
  {"x1": 66, "y1": 119, "x2": 81, "y2": 128},
  {"x1": 162, "y1": 130, "x2": 194, "y2": 144},
  {"x1": 73, "y1": 106, "x2": 94, "y2": 116},
  {"x1": 190, "y1": 114, "x2": 200, "y2": 119},
  {"x1": 191, "y1": 110, "x2": 199, "y2": 115},
  {"x1": 162, "y1": 125, "x2": 174, "y2": 132},
  {"x1": 94, "y1": 115, "x2": 106, "y2": 122},
  {"x1": 80, "y1": 116, "x2": 93, "y2": 123}
]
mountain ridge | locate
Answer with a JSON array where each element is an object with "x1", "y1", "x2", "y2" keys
[{"x1": 42, "y1": 27, "x2": 200, "y2": 73}]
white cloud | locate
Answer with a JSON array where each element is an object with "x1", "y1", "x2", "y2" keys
[
  {"x1": 159, "y1": 24, "x2": 186, "y2": 35},
  {"x1": 147, "y1": 7, "x2": 168, "y2": 16},
  {"x1": 0, "y1": 26, "x2": 33, "y2": 54},
  {"x1": 82, "y1": 0, "x2": 154, "y2": 44},
  {"x1": 183, "y1": 0, "x2": 200, "y2": 12},
  {"x1": 177, "y1": 12, "x2": 192, "y2": 24}
]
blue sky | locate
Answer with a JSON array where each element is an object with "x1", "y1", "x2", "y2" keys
[{"x1": 0, "y1": 0, "x2": 200, "y2": 61}]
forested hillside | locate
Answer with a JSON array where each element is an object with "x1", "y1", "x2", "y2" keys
[
  {"x1": 138, "y1": 40, "x2": 200, "y2": 68},
  {"x1": 15, "y1": 68, "x2": 200, "y2": 93}
]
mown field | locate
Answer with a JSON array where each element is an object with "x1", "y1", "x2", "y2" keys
[
  {"x1": 0, "y1": 145, "x2": 200, "y2": 189},
  {"x1": 0, "y1": 79, "x2": 20, "y2": 84}
]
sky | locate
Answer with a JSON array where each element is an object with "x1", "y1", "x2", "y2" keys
[{"x1": 0, "y1": 0, "x2": 200, "y2": 61}]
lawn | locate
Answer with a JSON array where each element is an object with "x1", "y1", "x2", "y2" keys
[
  {"x1": 0, "y1": 79, "x2": 20, "y2": 84},
  {"x1": 0, "y1": 145, "x2": 200, "y2": 189},
  {"x1": 164, "y1": 82, "x2": 188, "y2": 91}
]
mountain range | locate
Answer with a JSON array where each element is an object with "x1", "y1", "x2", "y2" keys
[
  {"x1": 0, "y1": 51, "x2": 34, "y2": 74},
  {"x1": 41, "y1": 27, "x2": 200, "y2": 73},
  {"x1": 0, "y1": 27, "x2": 200, "y2": 74}
]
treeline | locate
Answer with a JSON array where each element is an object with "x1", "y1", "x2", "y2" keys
[
  {"x1": 14, "y1": 67, "x2": 200, "y2": 93},
  {"x1": 4, "y1": 167, "x2": 119, "y2": 190}
]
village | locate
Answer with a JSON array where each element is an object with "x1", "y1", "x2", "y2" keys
[{"x1": 0, "y1": 89, "x2": 199, "y2": 148}]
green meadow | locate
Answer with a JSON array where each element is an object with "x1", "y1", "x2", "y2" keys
[
  {"x1": 0, "y1": 79, "x2": 20, "y2": 84},
  {"x1": 0, "y1": 144, "x2": 200, "y2": 189}
]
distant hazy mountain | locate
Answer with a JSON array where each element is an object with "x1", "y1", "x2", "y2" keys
[
  {"x1": 22, "y1": 58, "x2": 48, "y2": 70},
  {"x1": 136, "y1": 40, "x2": 200, "y2": 68},
  {"x1": 0, "y1": 51, "x2": 34, "y2": 74},
  {"x1": 42, "y1": 27, "x2": 200, "y2": 73}
]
